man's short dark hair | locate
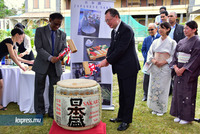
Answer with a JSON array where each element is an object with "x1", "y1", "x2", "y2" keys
[
  {"x1": 160, "y1": 6, "x2": 166, "y2": 11},
  {"x1": 160, "y1": 11, "x2": 168, "y2": 16},
  {"x1": 49, "y1": 12, "x2": 64, "y2": 20},
  {"x1": 105, "y1": 8, "x2": 120, "y2": 19}
]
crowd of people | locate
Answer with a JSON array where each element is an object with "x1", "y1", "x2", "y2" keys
[
  {"x1": 141, "y1": 6, "x2": 200, "y2": 126},
  {"x1": 99, "y1": 7, "x2": 200, "y2": 131},
  {"x1": 0, "y1": 7, "x2": 200, "y2": 132}
]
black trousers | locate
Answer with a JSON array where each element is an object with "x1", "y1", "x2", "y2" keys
[
  {"x1": 34, "y1": 63, "x2": 60, "y2": 115},
  {"x1": 143, "y1": 74, "x2": 149, "y2": 98},
  {"x1": 0, "y1": 69, "x2": 2, "y2": 79},
  {"x1": 117, "y1": 74, "x2": 137, "y2": 123}
]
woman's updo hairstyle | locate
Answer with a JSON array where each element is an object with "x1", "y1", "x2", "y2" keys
[{"x1": 11, "y1": 28, "x2": 24, "y2": 36}]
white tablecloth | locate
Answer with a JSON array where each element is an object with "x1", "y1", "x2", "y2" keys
[
  {"x1": 18, "y1": 70, "x2": 71, "y2": 113},
  {"x1": 1, "y1": 65, "x2": 71, "y2": 113},
  {"x1": 1, "y1": 65, "x2": 20, "y2": 107}
]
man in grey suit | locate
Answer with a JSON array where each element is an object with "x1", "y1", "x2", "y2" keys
[{"x1": 32, "y1": 13, "x2": 67, "y2": 118}]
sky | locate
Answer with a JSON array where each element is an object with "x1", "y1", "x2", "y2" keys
[{"x1": 4, "y1": 0, "x2": 25, "y2": 9}]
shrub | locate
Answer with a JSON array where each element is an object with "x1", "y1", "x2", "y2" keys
[
  {"x1": 0, "y1": 29, "x2": 35, "y2": 48},
  {"x1": 137, "y1": 42, "x2": 143, "y2": 52},
  {"x1": 0, "y1": 30, "x2": 10, "y2": 42}
]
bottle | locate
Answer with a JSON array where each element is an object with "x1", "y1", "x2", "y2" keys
[
  {"x1": 1, "y1": 56, "x2": 5, "y2": 65},
  {"x1": 5, "y1": 55, "x2": 9, "y2": 65},
  {"x1": 61, "y1": 59, "x2": 65, "y2": 72}
]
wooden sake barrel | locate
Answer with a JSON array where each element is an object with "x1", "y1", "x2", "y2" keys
[{"x1": 54, "y1": 79, "x2": 101, "y2": 131}]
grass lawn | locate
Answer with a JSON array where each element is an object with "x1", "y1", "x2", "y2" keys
[{"x1": 1, "y1": 52, "x2": 200, "y2": 134}]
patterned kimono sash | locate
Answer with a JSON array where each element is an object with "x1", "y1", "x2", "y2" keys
[{"x1": 154, "y1": 52, "x2": 170, "y2": 62}]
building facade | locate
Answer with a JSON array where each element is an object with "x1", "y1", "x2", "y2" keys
[
  {"x1": 189, "y1": 0, "x2": 200, "y2": 35},
  {"x1": 3, "y1": 0, "x2": 199, "y2": 37}
]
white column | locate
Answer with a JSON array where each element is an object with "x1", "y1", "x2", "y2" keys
[
  {"x1": 0, "y1": 19, "x2": 3, "y2": 30},
  {"x1": 180, "y1": 13, "x2": 183, "y2": 23},
  {"x1": 4, "y1": 19, "x2": 6, "y2": 30},
  {"x1": 145, "y1": 15, "x2": 148, "y2": 27}
]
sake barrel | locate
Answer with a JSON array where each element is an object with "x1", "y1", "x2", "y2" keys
[{"x1": 54, "y1": 79, "x2": 101, "y2": 131}]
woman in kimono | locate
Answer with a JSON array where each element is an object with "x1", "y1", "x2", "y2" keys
[
  {"x1": 146, "y1": 22, "x2": 177, "y2": 116},
  {"x1": 169, "y1": 21, "x2": 200, "y2": 124}
]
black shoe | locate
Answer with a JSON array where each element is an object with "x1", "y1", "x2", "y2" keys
[
  {"x1": 117, "y1": 122, "x2": 129, "y2": 131},
  {"x1": 48, "y1": 113, "x2": 54, "y2": 119},
  {"x1": 110, "y1": 118, "x2": 122, "y2": 123},
  {"x1": 142, "y1": 97, "x2": 147, "y2": 101},
  {"x1": 36, "y1": 113, "x2": 45, "y2": 117}
]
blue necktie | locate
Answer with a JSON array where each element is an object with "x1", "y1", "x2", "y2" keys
[
  {"x1": 51, "y1": 31, "x2": 55, "y2": 56},
  {"x1": 152, "y1": 36, "x2": 155, "y2": 41}
]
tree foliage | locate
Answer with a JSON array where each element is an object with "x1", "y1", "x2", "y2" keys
[
  {"x1": 0, "y1": 29, "x2": 10, "y2": 42},
  {"x1": 0, "y1": 0, "x2": 17, "y2": 18},
  {"x1": 0, "y1": 29, "x2": 35, "y2": 48}
]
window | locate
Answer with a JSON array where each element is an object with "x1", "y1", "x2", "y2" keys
[
  {"x1": 172, "y1": 0, "x2": 180, "y2": 5},
  {"x1": 156, "y1": 0, "x2": 163, "y2": 6},
  {"x1": 148, "y1": 0, "x2": 155, "y2": 6},
  {"x1": 33, "y1": 0, "x2": 39, "y2": 9},
  {"x1": 121, "y1": 0, "x2": 127, "y2": 7},
  {"x1": 128, "y1": 0, "x2": 140, "y2": 7},
  {"x1": 141, "y1": 0, "x2": 147, "y2": 6},
  {"x1": 66, "y1": 0, "x2": 71, "y2": 9},
  {"x1": 139, "y1": 20, "x2": 145, "y2": 26},
  {"x1": 45, "y1": 0, "x2": 50, "y2": 8}
]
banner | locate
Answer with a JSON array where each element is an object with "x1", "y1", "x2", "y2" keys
[{"x1": 70, "y1": 0, "x2": 114, "y2": 110}]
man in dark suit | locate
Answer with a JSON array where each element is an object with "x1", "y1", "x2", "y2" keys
[
  {"x1": 168, "y1": 11, "x2": 185, "y2": 43},
  {"x1": 168, "y1": 11, "x2": 185, "y2": 95},
  {"x1": 141, "y1": 23, "x2": 160, "y2": 101},
  {"x1": 32, "y1": 13, "x2": 67, "y2": 118},
  {"x1": 98, "y1": 8, "x2": 140, "y2": 131}
]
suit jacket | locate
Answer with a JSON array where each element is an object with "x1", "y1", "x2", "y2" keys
[
  {"x1": 173, "y1": 23, "x2": 185, "y2": 43},
  {"x1": 32, "y1": 25, "x2": 67, "y2": 76},
  {"x1": 141, "y1": 34, "x2": 160, "y2": 64},
  {"x1": 106, "y1": 21, "x2": 140, "y2": 79}
]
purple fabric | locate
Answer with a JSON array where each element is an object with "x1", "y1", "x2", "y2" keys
[{"x1": 170, "y1": 35, "x2": 200, "y2": 121}]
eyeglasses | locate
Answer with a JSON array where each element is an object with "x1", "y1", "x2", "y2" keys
[
  {"x1": 148, "y1": 28, "x2": 155, "y2": 31},
  {"x1": 105, "y1": 17, "x2": 114, "y2": 23},
  {"x1": 52, "y1": 22, "x2": 61, "y2": 27},
  {"x1": 168, "y1": 15, "x2": 174, "y2": 17},
  {"x1": 161, "y1": 16, "x2": 166, "y2": 18}
]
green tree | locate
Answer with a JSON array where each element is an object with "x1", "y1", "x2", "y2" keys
[
  {"x1": 0, "y1": 0, "x2": 16, "y2": 18},
  {"x1": 21, "y1": 3, "x2": 25, "y2": 14},
  {"x1": 0, "y1": 29, "x2": 10, "y2": 42},
  {"x1": 24, "y1": 29, "x2": 35, "y2": 48}
]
